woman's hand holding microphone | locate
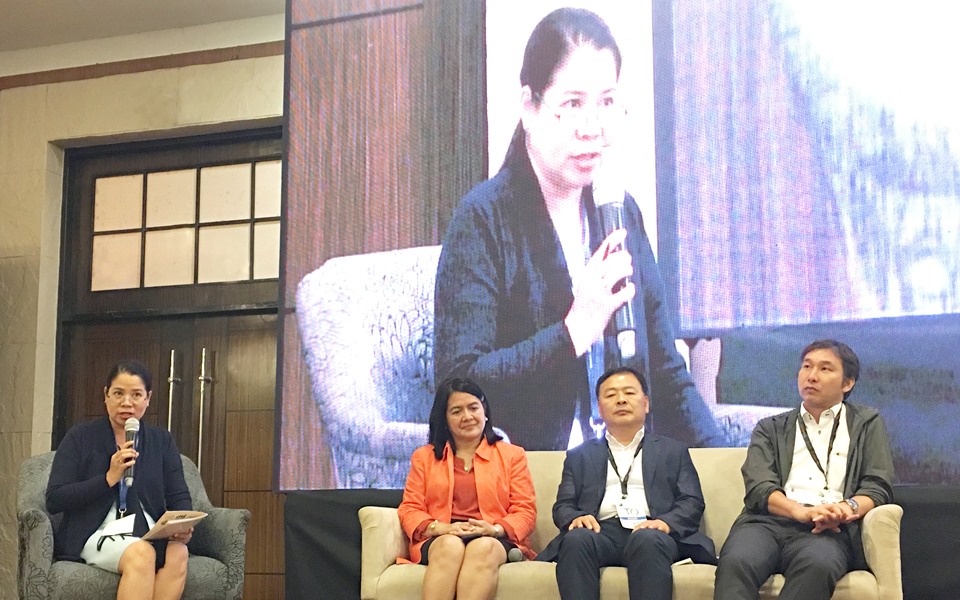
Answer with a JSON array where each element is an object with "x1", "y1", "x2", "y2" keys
[
  {"x1": 106, "y1": 440, "x2": 138, "y2": 487},
  {"x1": 565, "y1": 228, "x2": 635, "y2": 357}
]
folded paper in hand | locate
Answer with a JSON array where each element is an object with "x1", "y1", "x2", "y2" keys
[{"x1": 142, "y1": 510, "x2": 207, "y2": 541}]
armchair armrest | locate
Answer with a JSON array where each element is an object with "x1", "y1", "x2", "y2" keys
[
  {"x1": 861, "y1": 503, "x2": 904, "y2": 600},
  {"x1": 18, "y1": 508, "x2": 54, "y2": 600},
  {"x1": 191, "y1": 506, "x2": 251, "y2": 599},
  {"x1": 359, "y1": 506, "x2": 408, "y2": 600}
]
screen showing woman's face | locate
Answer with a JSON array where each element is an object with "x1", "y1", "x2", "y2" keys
[{"x1": 524, "y1": 44, "x2": 621, "y2": 194}]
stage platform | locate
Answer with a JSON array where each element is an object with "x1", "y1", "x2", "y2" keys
[{"x1": 284, "y1": 485, "x2": 960, "y2": 600}]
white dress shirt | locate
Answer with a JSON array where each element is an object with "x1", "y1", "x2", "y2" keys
[
  {"x1": 598, "y1": 428, "x2": 650, "y2": 521},
  {"x1": 784, "y1": 402, "x2": 850, "y2": 505}
]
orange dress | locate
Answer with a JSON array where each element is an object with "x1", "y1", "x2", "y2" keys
[{"x1": 397, "y1": 439, "x2": 537, "y2": 564}]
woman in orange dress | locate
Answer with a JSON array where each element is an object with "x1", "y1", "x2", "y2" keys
[{"x1": 398, "y1": 377, "x2": 537, "y2": 600}]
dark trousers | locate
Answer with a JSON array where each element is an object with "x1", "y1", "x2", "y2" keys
[
  {"x1": 556, "y1": 518, "x2": 680, "y2": 600},
  {"x1": 714, "y1": 516, "x2": 853, "y2": 600}
]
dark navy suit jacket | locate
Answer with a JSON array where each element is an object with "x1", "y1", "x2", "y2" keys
[
  {"x1": 537, "y1": 434, "x2": 717, "y2": 565},
  {"x1": 46, "y1": 416, "x2": 191, "y2": 561}
]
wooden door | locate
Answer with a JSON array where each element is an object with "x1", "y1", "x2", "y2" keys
[
  {"x1": 216, "y1": 314, "x2": 284, "y2": 596},
  {"x1": 60, "y1": 318, "x2": 210, "y2": 476}
]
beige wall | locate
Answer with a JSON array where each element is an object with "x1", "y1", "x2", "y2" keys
[
  {"x1": 0, "y1": 15, "x2": 285, "y2": 77},
  {"x1": 0, "y1": 54, "x2": 283, "y2": 597}
]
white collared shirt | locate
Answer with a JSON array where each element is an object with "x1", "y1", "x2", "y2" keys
[
  {"x1": 784, "y1": 402, "x2": 850, "y2": 505},
  {"x1": 598, "y1": 428, "x2": 650, "y2": 521}
]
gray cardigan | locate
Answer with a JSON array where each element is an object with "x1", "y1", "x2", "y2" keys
[{"x1": 737, "y1": 402, "x2": 895, "y2": 569}]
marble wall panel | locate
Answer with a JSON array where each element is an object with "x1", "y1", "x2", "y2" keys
[
  {"x1": 32, "y1": 431, "x2": 52, "y2": 455},
  {"x1": 34, "y1": 255, "x2": 58, "y2": 347},
  {"x1": 0, "y1": 255, "x2": 40, "y2": 344},
  {"x1": 0, "y1": 85, "x2": 48, "y2": 175},
  {"x1": 30, "y1": 342, "x2": 54, "y2": 438},
  {"x1": 39, "y1": 168, "x2": 64, "y2": 262},
  {"x1": 0, "y1": 171, "x2": 44, "y2": 258},
  {"x1": 0, "y1": 432, "x2": 32, "y2": 596},
  {"x1": 0, "y1": 342, "x2": 36, "y2": 434},
  {"x1": 44, "y1": 69, "x2": 180, "y2": 140},
  {"x1": 0, "y1": 517, "x2": 15, "y2": 600},
  {"x1": 177, "y1": 55, "x2": 283, "y2": 125},
  {"x1": 45, "y1": 141, "x2": 64, "y2": 176},
  {"x1": 0, "y1": 432, "x2": 31, "y2": 523}
]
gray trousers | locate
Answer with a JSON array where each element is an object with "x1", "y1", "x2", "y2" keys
[{"x1": 714, "y1": 515, "x2": 853, "y2": 600}]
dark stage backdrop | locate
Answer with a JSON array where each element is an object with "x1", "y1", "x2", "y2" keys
[
  {"x1": 279, "y1": 0, "x2": 960, "y2": 491},
  {"x1": 284, "y1": 486, "x2": 960, "y2": 600}
]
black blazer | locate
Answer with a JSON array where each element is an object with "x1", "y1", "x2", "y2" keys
[
  {"x1": 538, "y1": 434, "x2": 717, "y2": 565},
  {"x1": 46, "y1": 416, "x2": 192, "y2": 561},
  {"x1": 434, "y1": 150, "x2": 720, "y2": 450}
]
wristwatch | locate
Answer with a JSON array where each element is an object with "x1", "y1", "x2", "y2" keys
[{"x1": 843, "y1": 497, "x2": 859, "y2": 514}]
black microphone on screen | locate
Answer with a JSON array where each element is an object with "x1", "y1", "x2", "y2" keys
[
  {"x1": 123, "y1": 417, "x2": 140, "y2": 487},
  {"x1": 593, "y1": 178, "x2": 637, "y2": 360}
]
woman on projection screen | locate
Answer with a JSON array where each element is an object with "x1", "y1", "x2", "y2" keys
[{"x1": 434, "y1": 7, "x2": 724, "y2": 451}]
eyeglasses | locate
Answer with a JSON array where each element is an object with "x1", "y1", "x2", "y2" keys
[
  {"x1": 107, "y1": 388, "x2": 148, "y2": 404},
  {"x1": 534, "y1": 92, "x2": 627, "y2": 128}
]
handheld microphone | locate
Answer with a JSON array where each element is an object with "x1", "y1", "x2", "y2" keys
[
  {"x1": 123, "y1": 418, "x2": 140, "y2": 487},
  {"x1": 593, "y1": 177, "x2": 637, "y2": 360},
  {"x1": 507, "y1": 547, "x2": 524, "y2": 563}
]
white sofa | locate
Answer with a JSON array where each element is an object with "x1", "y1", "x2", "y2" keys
[{"x1": 359, "y1": 447, "x2": 903, "y2": 600}]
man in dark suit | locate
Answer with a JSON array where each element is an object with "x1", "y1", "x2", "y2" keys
[{"x1": 537, "y1": 366, "x2": 716, "y2": 600}]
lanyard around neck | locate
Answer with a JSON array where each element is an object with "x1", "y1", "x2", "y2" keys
[
  {"x1": 797, "y1": 404, "x2": 843, "y2": 490},
  {"x1": 605, "y1": 437, "x2": 644, "y2": 499},
  {"x1": 117, "y1": 433, "x2": 139, "y2": 518}
]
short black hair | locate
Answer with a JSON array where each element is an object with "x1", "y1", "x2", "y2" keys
[
  {"x1": 800, "y1": 339, "x2": 860, "y2": 399},
  {"x1": 595, "y1": 366, "x2": 648, "y2": 399},
  {"x1": 104, "y1": 359, "x2": 153, "y2": 393},
  {"x1": 428, "y1": 377, "x2": 503, "y2": 460}
]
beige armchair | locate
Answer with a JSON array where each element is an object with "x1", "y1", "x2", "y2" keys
[{"x1": 359, "y1": 448, "x2": 903, "y2": 600}]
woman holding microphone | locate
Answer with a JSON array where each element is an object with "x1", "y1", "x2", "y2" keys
[{"x1": 46, "y1": 360, "x2": 193, "y2": 600}]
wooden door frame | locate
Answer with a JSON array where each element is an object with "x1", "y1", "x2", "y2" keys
[{"x1": 54, "y1": 128, "x2": 282, "y2": 444}]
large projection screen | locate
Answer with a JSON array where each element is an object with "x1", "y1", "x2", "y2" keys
[{"x1": 280, "y1": 0, "x2": 960, "y2": 490}]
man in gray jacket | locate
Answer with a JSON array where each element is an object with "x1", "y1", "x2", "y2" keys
[{"x1": 714, "y1": 339, "x2": 895, "y2": 600}]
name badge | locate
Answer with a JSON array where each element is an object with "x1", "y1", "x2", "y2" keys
[{"x1": 616, "y1": 499, "x2": 647, "y2": 529}]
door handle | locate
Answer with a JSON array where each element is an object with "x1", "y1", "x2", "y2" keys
[
  {"x1": 166, "y1": 349, "x2": 181, "y2": 432},
  {"x1": 197, "y1": 347, "x2": 214, "y2": 471}
]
